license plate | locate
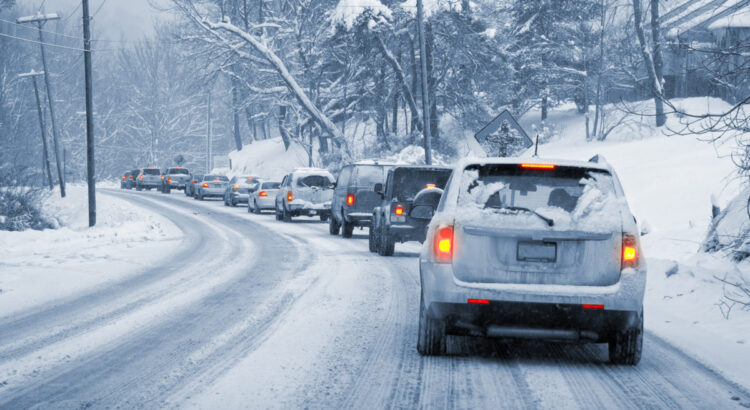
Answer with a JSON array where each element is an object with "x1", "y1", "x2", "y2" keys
[{"x1": 517, "y1": 241, "x2": 557, "y2": 262}]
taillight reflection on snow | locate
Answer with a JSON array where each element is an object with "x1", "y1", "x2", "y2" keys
[{"x1": 434, "y1": 225, "x2": 454, "y2": 263}]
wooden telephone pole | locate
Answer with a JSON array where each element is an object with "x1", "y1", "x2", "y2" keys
[
  {"x1": 17, "y1": 13, "x2": 66, "y2": 197},
  {"x1": 81, "y1": 0, "x2": 96, "y2": 227},
  {"x1": 18, "y1": 70, "x2": 54, "y2": 190},
  {"x1": 416, "y1": 0, "x2": 432, "y2": 165}
]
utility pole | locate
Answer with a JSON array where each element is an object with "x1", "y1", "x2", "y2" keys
[
  {"x1": 19, "y1": 70, "x2": 53, "y2": 190},
  {"x1": 17, "y1": 13, "x2": 66, "y2": 197},
  {"x1": 206, "y1": 91, "x2": 212, "y2": 173},
  {"x1": 82, "y1": 0, "x2": 96, "y2": 227},
  {"x1": 416, "y1": 0, "x2": 432, "y2": 165}
]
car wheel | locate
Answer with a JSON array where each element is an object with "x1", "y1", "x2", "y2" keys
[
  {"x1": 320, "y1": 213, "x2": 329, "y2": 222},
  {"x1": 368, "y1": 224, "x2": 378, "y2": 253},
  {"x1": 417, "y1": 288, "x2": 446, "y2": 356},
  {"x1": 198, "y1": 193, "x2": 204, "y2": 201},
  {"x1": 282, "y1": 205, "x2": 292, "y2": 222},
  {"x1": 342, "y1": 219, "x2": 354, "y2": 238},
  {"x1": 379, "y1": 225, "x2": 395, "y2": 256},
  {"x1": 275, "y1": 205, "x2": 283, "y2": 221},
  {"x1": 231, "y1": 196, "x2": 237, "y2": 207},
  {"x1": 609, "y1": 310, "x2": 643, "y2": 365},
  {"x1": 253, "y1": 201, "x2": 261, "y2": 215},
  {"x1": 329, "y1": 216, "x2": 340, "y2": 235},
  {"x1": 136, "y1": 186, "x2": 142, "y2": 191}
]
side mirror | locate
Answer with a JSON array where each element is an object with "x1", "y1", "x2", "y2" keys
[{"x1": 374, "y1": 183, "x2": 384, "y2": 194}]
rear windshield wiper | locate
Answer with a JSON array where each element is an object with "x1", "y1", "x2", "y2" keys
[{"x1": 487, "y1": 205, "x2": 554, "y2": 227}]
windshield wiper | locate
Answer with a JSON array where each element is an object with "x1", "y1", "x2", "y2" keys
[{"x1": 488, "y1": 205, "x2": 554, "y2": 227}]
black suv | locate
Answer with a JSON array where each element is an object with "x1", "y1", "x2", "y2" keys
[
  {"x1": 160, "y1": 167, "x2": 191, "y2": 193},
  {"x1": 330, "y1": 161, "x2": 397, "y2": 238},
  {"x1": 370, "y1": 165, "x2": 452, "y2": 255}
]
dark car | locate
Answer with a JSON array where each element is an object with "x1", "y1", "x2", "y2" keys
[
  {"x1": 223, "y1": 175, "x2": 260, "y2": 206},
  {"x1": 136, "y1": 167, "x2": 162, "y2": 191},
  {"x1": 161, "y1": 167, "x2": 191, "y2": 193},
  {"x1": 370, "y1": 165, "x2": 452, "y2": 256},
  {"x1": 120, "y1": 170, "x2": 135, "y2": 189},
  {"x1": 185, "y1": 174, "x2": 204, "y2": 197},
  {"x1": 329, "y1": 161, "x2": 397, "y2": 238}
]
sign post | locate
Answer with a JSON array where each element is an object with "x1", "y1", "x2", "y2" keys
[{"x1": 474, "y1": 110, "x2": 533, "y2": 157}]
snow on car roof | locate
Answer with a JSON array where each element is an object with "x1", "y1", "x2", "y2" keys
[
  {"x1": 292, "y1": 167, "x2": 335, "y2": 176},
  {"x1": 350, "y1": 159, "x2": 403, "y2": 166}
]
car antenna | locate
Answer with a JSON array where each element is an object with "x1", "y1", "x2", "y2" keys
[{"x1": 533, "y1": 134, "x2": 540, "y2": 157}]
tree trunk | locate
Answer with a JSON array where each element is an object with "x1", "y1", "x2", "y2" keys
[
  {"x1": 633, "y1": 0, "x2": 665, "y2": 127},
  {"x1": 426, "y1": 23, "x2": 439, "y2": 143},
  {"x1": 231, "y1": 74, "x2": 243, "y2": 151},
  {"x1": 650, "y1": 0, "x2": 666, "y2": 126},
  {"x1": 409, "y1": 34, "x2": 420, "y2": 136},
  {"x1": 541, "y1": 92, "x2": 548, "y2": 121},
  {"x1": 244, "y1": 104, "x2": 255, "y2": 143},
  {"x1": 277, "y1": 106, "x2": 291, "y2": 150},
  {"x1": 376, "y1": 34, "x2": 422, "y2": 133}
]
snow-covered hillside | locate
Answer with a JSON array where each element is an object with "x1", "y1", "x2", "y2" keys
[{"x1": 227, "y1": 138, "x2": 310, "y2": 180}]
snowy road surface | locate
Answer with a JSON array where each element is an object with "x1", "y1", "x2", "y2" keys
[{"x1": 0, "y1": 189, "x2": 748, "y2": 409}]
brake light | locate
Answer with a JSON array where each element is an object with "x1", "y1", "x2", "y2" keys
[
  {"x1": 425, "y1": 184, "x2": 436, "y2": 189},
  {"x1": 213, "y1": 179, "x2": 222, "y2": 182},
  {"x1": 259, "y1": 191, "x2": 268, "y2": 197},
  {"x1": 131, "y1": 175, "x2": 135, "y2": 179},
  {"x1": 287, "y1": 191, "x2": 293, "y2": 202},
  {"x1": 122, "y1": 175, "x2": 126, "y2": 180},
  {"x1": 191, "y1": 181, "x2": 197, "y2": 185},
  {"x1": 177, "y1": 167, "x2": 182, "y2": 169},
  {"x1": 394, "y1": 205, "x2": 404, "y2": 216},
  {"x1": 622, "y1": 234, "x2": 639, "y2": 269},
  {"x1": 161, "y1": 175, "x2": 164, "y2": 180},
  {"x1": 168, "y1": 177, "x2": 172, "y2": 183},
  {"x1": 346, "y1": 194, "x2": 355, "y2": 206},
  {"x1": 520, "y1": 163, "x2": 555, "y2": 170},
  {"x1": 234, "y1": 184, "x2": 239, "y2": 190},
  {"x1": 139, "y1": 175, "x2": 143, "y2": 180},
  {"x1": 467, "y1": 299, "x2": 490, "y2": 305},
  {"x1": 583, "y1": 304, "x2": 604, "y2": 309},
  {"x1": 434, "y1": 225, "x2": 454, "y2": 263},
  {"x1": 202, "y1": 182, "x2": 209, "y2": 188},
  {"x1": 247, "y1": 177, "x2": 254, "y2": 181}
]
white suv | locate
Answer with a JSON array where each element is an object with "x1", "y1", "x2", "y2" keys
[
  {"x1": 417, "y1": 156, "x2": 646, "y2": 364},
  {"x1": 275, "y1": 168, "x2": 335, "y2": 222}
]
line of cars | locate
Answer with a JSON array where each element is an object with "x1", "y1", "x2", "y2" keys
[{"x1": 120, "y1": 155, "x2": 646, "y2": 365}]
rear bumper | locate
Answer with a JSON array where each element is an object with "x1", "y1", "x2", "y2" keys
[
  {"x1": 137, "y1": 181, "x2": 161, "y2": 188},
  {"x1": 428, "y1": 300, "x2": 638, "y2": 342},
  {"x1": 420, "y1": 261, "x2": 646, "y2": 315},
  {"x1": 254, "y1": 197, "x2": 276, "y2": 209},
  {"x1": 200, "y1": 188, "x2": 225, "y2": 197},
  {"x1": 344, "y1": 211, "x2": 372, "y2": 226},
  {"x1": 387, "y1": 223, "x2": 427, "y2": 243},
  {"x1": 231, "y1": 193, "x2": 250, "y2": 203},
  {"x1": 287, "y1": 201, "x2": 331, "y2": 215}
]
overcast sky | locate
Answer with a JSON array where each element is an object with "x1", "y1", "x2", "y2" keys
[{"x1": 18, "y1": 0, "x2": 171, "y2": 42}]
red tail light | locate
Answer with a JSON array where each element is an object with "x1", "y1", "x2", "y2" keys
[
  {"x1": 434, "y1": 225, "x2": 454, "y2": 263},
  {"x1": 425, "y1": 184, "x2": 436, "y2": 189},
  {"x1": 287, "y1": 191, "x2": 293, "y2": 202},
  {"x1": 520, "y1": 163, "x2": 555, "y2": 170},
  {"x1": 259, "y1": 191, "x2": 268, "y2": 197},
  {"x1": 168, "y1": 177, "x2": 172, "y2": 183},
  {"x1": 122, "y1": 175, "x2": 126, "y2": 180},
  {"x1": 161, "y1": 175, "x2": 165, "y2": 180},
  {"x1": 622, "y1": 233, "x2": 639, "y2": 269},
  {"x1": 583, "y1": 304, "x2": 604, "y2": 309},
  {"x1": 131, "y1": 175, "x2": 135, "y2": 179},
  {"x1": 233, "y1": 184, "x2": 239, "y2": 190},
  {"x1": 191, "y1": 181, "x2": 197, "y2": 185},
  {"x1": 394, "y1": 205, "x2": 404, "y2": 216},
  {"x1": 139, "y1": 175, "x2": 143, "y2": 180},
  {"x1": 346, "y1": 194, "x2": 355, "y2": 206},
  {"x1": 468, "y1": 299, "x2": 490, "y2": 305},
  {"x1": 202, "y1": 182, "x2": 209, "y2": 188}
]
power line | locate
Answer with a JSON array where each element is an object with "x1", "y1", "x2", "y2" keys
[{"x1": 0, "y1": 32, "x2": 87, "y2": 52}]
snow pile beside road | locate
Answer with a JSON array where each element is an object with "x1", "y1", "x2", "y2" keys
[
  {"x1": 703, "y1": 187, "x2": 750, "y2": 260},
  {"x1": 228, "y1": 137, "x2": 309, "y2": 181},
  {"x1": 0, "y1": 185, "x2": 182, "y2": 318}
]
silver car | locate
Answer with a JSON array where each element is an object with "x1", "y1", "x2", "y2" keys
[
  {"x1": 194, "y1": 175, "x2": 229, "y2": 200},
  {"x1": 275, "y1": 168, "x2": 335, "y2": 222},
  {"x1": 224, "y1": 176, "x2": 259, "y2": 207},
  {"x1": 248, "y1": 181, "x2": 280, "y2": 214},
  {"x1": 417, "y1": 157, "x2": 646, "y2": 365}
]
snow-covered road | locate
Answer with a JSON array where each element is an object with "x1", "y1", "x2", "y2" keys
[{"x1": 0, "y1": 189, "x2": 748, "y2": 409}]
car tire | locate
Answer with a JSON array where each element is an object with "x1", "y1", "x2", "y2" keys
[
  {"x1": 379, "y1": 225, "x2": 395, "y2": 256},
  {"x1": 136, "y1": 186, "x2": 142, "y2": 191},
  {"x1": 342, "y1": 219, "x2": 354, "y2": 238},
  {"x1": 275, "y1": 205, "x2": 283, "y2": 221},
  {"x1": 282, "y1": 205, "x2": 292, "y2": 222},
  {"x1": 253, "y1": 201, "x2": 261, "y2": 215},
  {"x1": 417, "y1": 288, "x2": 446, "y2": 356},
  {"x1": 198, "y1": 193, "x2": 204, "y2": 201},
  {"x1": 231, "y1": 196, "x2": 237, "y2": 207},
  {"x1": 329, "y1": 216, "x2": 340, "y2": 235},
  {"x1": 609, "y1": 310, "x2": 643, "y2": 365},
  {"x1": 368, "y1": 223, "x2": 378, "y2": 253}
]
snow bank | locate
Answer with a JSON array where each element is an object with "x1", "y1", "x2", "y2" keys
[
  {"x1": 703, "y1": 187, "x2": 750, "y2": 260},
  {"x1": 228, "y1": 137, "x2": 309, "y2": 181},
  {"x1": 0, "y1": 184, "x2": 182, "y2": 317}
]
